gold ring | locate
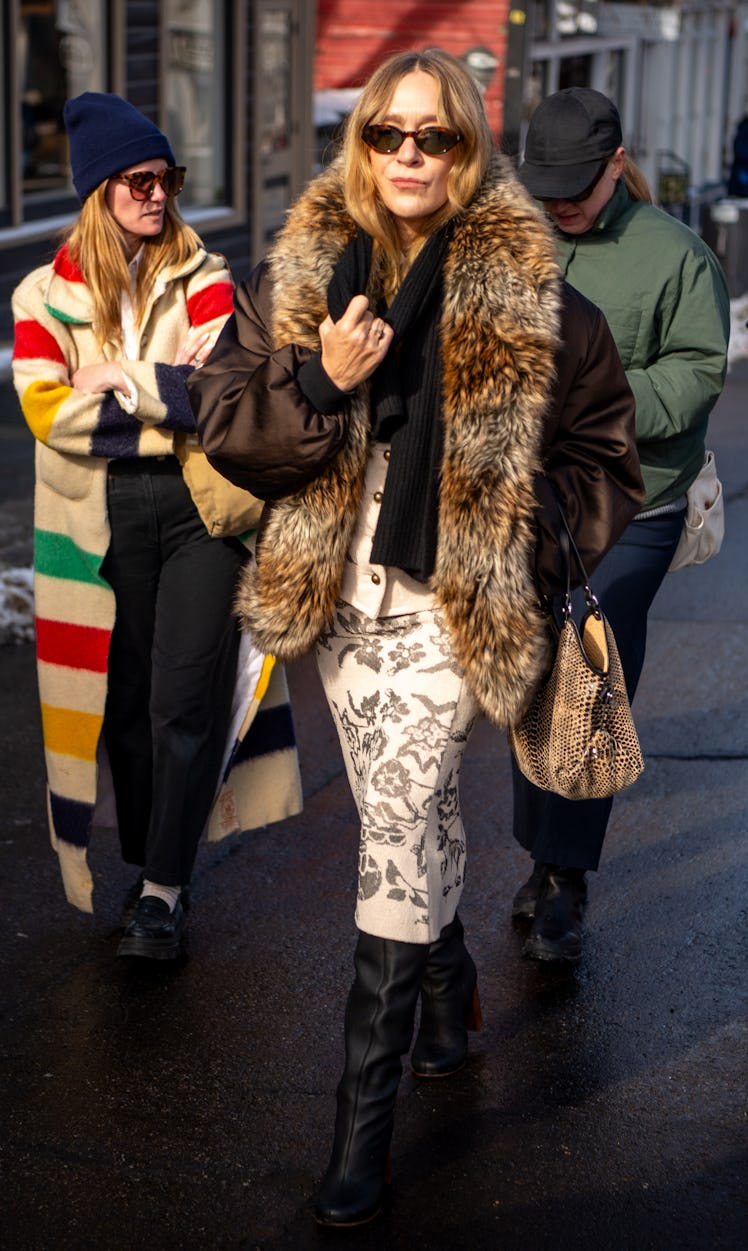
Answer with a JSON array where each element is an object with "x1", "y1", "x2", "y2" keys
[{"x1": 377, "y1": 327, "x2": 386, "y2": 340}]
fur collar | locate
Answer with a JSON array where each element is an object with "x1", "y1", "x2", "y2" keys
[{"x1": 239, "y1": 155, "x2": 562, "y2": 726}]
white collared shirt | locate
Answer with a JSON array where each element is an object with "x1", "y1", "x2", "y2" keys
[
  {"x1": 115, "y1": 249, "x2": 142, "y2": 412},
  {"x1": 339, "y1": 442, "x2": 437, "y2": 619}
]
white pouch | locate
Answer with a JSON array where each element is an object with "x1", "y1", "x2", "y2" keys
[{"x1": 668, "y1": 449, "x2": 725, "y2": 572}]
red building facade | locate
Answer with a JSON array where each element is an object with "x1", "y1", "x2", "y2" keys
[{"x1": 315, "y1": 1, "x2": 512, "y2": 141}]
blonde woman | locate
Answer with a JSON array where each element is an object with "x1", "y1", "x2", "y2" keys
[
  {"x1": 513, "y1": 88, "x2": 730, "y2": 965},
  {"x1": 12, "y1": 93, "x2": 300, "y2": 960},
  {"x1": 189, "y1": 52, "x2": 643, "y2": 1224}
]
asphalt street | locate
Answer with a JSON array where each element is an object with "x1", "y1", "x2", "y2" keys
[{"x1": 0, "y1": 363, "x2": 746, "y2": 1251}]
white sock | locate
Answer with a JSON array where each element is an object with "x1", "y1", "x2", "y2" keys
[{"x1": 141, "y1": 880, "x2": 181, "y2": 912}]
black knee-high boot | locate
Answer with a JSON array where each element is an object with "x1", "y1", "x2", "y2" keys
[
  {"x1": 314, "y1": 931, "x2": 429, "y2": 1227},
  {"x1": 410, "y1": 914, "x2": 482, "y2": 1079}
]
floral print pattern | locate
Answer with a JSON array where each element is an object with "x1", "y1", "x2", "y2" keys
[{"x1": 316, "y1": 605, "x2": 478, "y2": 942}]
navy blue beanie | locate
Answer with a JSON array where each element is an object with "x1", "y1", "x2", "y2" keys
[{"x1": 63, "y1": 92, "x2": 176, "y2": 203}]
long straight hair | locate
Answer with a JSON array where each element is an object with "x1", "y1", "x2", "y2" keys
[
  {"x1": 341, "y1": 48, "x2": 493, "y2": 293},
  {"x1": 622, "y1": 154, "x2": 654, "y2": 203},
  {"x1": 64, "y1": 184, "x2": 202, "y2": 348}
]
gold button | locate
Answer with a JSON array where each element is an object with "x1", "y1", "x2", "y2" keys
[
  {"x1": 373, "y1": 491, "x2": 383, "y2": 503},
  {"x1": 371, "y1": 573, "x2": 381, "y2": 585},
  {"x1": 383, "y1": 449, "x2": 391, "y2": 460}
]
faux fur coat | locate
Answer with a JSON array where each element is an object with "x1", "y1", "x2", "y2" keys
[{"x1": 189, "y1": 155, "x2": 644, "y2": 728}]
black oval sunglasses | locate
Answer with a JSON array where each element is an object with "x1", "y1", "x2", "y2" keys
[{"x1": 362, "y1": 125, "x2": 462, "y2": 155}]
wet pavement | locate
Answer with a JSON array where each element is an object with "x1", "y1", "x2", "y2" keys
[{"x1": 0, "y1": 365, "x2": 746, "y2": 1250}]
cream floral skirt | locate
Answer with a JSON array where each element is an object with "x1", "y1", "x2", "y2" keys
[{"x1": 316, "y1": 603, "x2": 479, "y2": 943}]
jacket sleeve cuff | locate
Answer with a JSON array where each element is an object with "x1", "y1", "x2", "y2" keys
[{"x1": 297, "y1": 352, "x2": 350, "y2": 414}]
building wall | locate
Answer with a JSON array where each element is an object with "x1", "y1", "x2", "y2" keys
[
  {"x1": 0, "y1": 0, "x2": 315, "y2": 343},
  {"x1": 315, "y1": 0, "x2": 511, "y2": 140},
  {"x1": 598, "y1": 1, "x2": 746, "y2": 218}
]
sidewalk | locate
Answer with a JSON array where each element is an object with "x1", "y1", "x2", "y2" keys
[{"x1": 0, "y1": 361, "x2": 746, "y2": 1250}]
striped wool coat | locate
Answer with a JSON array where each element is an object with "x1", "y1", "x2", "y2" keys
[{"x1": 11, "y1": 244, "x2": 302, "y2": 913}]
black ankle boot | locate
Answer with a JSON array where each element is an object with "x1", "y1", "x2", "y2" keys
[
  {"x1": 522, "y1": 866, "x2": 587, "y2": 964},
  {"x1": 410, "y1": 915, "x2": 482, "y2": 1079},
  {"x1": 511, "y1": 861, "x2": 549, "y2": 920},
  {"x1": 314, "y1": 932, "x2": 429, "y2": 1228}
]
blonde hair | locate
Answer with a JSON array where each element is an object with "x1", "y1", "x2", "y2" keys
[
  {"x1": 621, "y1": 153, "x2": 653, "y2": 204},
  {"x1": 64, "y1": 181, "x2": 202, "y2": 348},
  {"x1": 341, "y1": 48, "x2": 493, "y2": 292}
]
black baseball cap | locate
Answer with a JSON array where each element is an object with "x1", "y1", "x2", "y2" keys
[{"x1": 518, "y1": 87, "x2": 623, "y2": 200}]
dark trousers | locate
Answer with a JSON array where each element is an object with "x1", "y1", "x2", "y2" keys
[
  {"x1": 101, "y1": 460, "x2": 246, "y2": 886},
  {"x1": 512, "y1": 510, "x2": 685, "y2": 872}
]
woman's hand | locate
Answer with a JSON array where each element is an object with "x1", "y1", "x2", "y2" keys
[
  {"x1": 319, "y1": 295, "x2": 394, "y2": 392},
  {"x1": 174, "y1": 327, "x2": 212, "y2": 367},
  {"x1": 72, "y1": 362, "x2": 129, "y2": 394}
]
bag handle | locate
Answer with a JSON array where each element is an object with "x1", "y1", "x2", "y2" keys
[{"x1": 555, "y1": 500, "x2": 602, "y2": 622}]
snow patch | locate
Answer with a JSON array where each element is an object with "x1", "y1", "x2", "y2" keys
[
  {"x1": 729, "y1": 294, "x2": 748, "y2": 367},
  {"x1": 0, "y1": 567, "x2": 34, "y2": 645}
]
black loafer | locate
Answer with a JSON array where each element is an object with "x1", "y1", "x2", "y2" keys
[
  {"x1": 120, "y1": 878, "x2": 190, "y2": 931},
  {"x1": 120, "y1": 873, "x2": 145, "y2": 929},
  {"x1": 511, "y1": 861, "x2": 549, "y2": 920},
  {"x1": 522, "y1": 866, "x2": 587, "y2": 963},
  {"x1": 117, "y1": 896, "x2": 187, "y2": 960}
]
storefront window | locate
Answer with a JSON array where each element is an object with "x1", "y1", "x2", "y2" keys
[
  {"x1": 257, "y1": 8, "x2": 292, "y2": 162},
  {"x1": 0, "y1": 14, "x2": 6, "y2": 214},
  {"x1": 162, "y1": 0, "x2": 228, "y2": 209},
  {"x1": 19, "y1": 0, "x2": 106, "y2": 209},
  {"x1": 556, "y1": 1, "x2": 599, "y2": 38},
  {"x1": 255, "y1": 6, "x2": 293, "y2": 247},
  {"x1": 528, "y1": 61, "x2": 551, "y2": 117},
  {"x1": 558, "y1": 54, "x2": 594, "y2": 91},
  {"x1": 602, "y1": 48, "x2": 625, "y2": 106},
  {"x1": 530, "y1": 2, "x2": 554, "y2": 43}
]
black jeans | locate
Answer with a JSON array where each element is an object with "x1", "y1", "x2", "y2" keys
[
  {"x1": 101, "y1": 459, "x2": 246, "y2": 886},
  {"x1": 512, "y1": 509, "x2": 685, "y2": 872}
]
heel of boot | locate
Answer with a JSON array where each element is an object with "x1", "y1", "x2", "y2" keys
[
  {"x1": 466, "y1": 983, "x2": 483, "y2": 1033},
  {"x1": 411, "y1": 983, "x2": 479, "y2": 1079}
]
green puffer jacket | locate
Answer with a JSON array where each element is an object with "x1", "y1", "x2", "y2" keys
[{"x1": 555, "y1": 178, "x2": 730, "y2": 510}]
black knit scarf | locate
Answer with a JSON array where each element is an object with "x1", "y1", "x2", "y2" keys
[{"x1": 326, "y1": 224, "x2": 452, "y2": 582}]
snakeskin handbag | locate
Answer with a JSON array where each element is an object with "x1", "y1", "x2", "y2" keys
[{"x1": 509, "y1": 509, "x2": 644, "y2": 801}]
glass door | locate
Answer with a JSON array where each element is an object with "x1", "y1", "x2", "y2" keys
[{"x1": 251, "y1": 0, "x2": 314, "y2": 260}]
